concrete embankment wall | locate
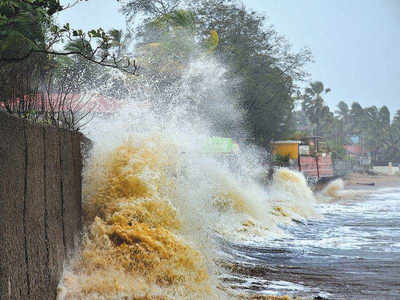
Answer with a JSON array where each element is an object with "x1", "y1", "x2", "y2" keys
[{"x1": 0, "y1": 112, "x2": 83, "y2": 299}]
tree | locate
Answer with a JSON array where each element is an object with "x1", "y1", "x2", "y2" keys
[
  {"x1": 375, "y1": 106, "x2": 391, "y2": 161},
  {"x1": 333, "y1": 101, "x2": 352, "y2": 146},
  {"x1": 363, "y1": 106, "x2": 380, "y2": 161},
  {"x1": 349, "y1": 102, "x2": 364, "y2": 136},
  {"x1": 135, "y1": 9, "x2": 198, "y2": 81},
  {"x1": 336, "y1": 101, "x2": 350, "y2": 120},
  {"x1": 378, "y1": 106, "x2": 391, "y2": 135},
  {"x1": 192, "y1": 0, "x2": 311, "y2": 144},
  {"x1": 122, "y1": 0, "x2": 183, "y2": 20},
  {"x1": 387, "y1": 110, "x2": 400, "y2": 162},
  {"x1": 0, "y1": 0, "x2": 137, "y2": 73},
  {"x1": 122, "y1": 0, "x2": 312, "y2": 145},
  {"x1": 297, "y1": 96, "x2": 398, "y2": 164},
  {"x1": 336, "y1": 101, "x2": 350, "y2": 133},
  {"x1": 0, "y1": 0, "x2": 138, "y2": 126},
  {"x1": 301, "y1": 81, "x2": 331, "y2": 138}
]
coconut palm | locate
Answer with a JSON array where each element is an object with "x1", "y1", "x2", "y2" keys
[{"x1": 301, "y1": 81, "x2": 331, "y2": 138}]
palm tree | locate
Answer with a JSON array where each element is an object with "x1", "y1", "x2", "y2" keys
[
  {"x1": 349, "y1": 102, "x2": 364, "y2": 135},
  {"x1": 335, "y1": 101, "x2": 351, "y2": 144},
  {"x1": 364, "y1": 106, "x2": 380, "y2": 161},
  {"x1": 301, "y1": 81, "x2": 331, "y2": 138},
  {"x1": 336, "y1": 101, "x2": 350, "y2": 123},
  {"x1": 387, "y1": 110, "x2": 400, "y2": 162}
]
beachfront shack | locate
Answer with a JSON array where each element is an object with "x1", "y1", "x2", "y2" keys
[{"x1": 271, "y1": 138, "x2": 334, "y2": 183}]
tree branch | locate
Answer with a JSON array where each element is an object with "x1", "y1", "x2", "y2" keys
[{"x1": 0, "y1": 49, "x2": 139, "y2": 75}]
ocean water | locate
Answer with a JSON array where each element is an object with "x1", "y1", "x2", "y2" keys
[
  {"x1": 58, "y1": 123, "x2": 400, "y2": 299},
  {"x1": 220, "y1": 186, "x2": 400, "y2": 299},
  {"x1": 56, "y1": 58, "x2": 400, "y2": 299}
]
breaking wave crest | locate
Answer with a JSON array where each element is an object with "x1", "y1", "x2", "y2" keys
[
  {"x1": 269, "y1": 168, "x2": 318, "y2": 222},
  {"x1": 58, "y1": 138, "x2": 216, "y2": 299},
  {"x1": 320, "y1": 179, "x2": 345, "y2": 198},
  {"x1": 56, "y1": 59, "x2": 334, "y2": 299},
  {"x1": 318, "y1": 178, "x2": 364, "y2": 201},
  {"x1": 57, "y1": 139, "x2": 321, "y2": 299}
]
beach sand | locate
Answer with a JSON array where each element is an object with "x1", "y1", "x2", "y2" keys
[{"x1": 344, "y1": 172, "x2": 400, "y2": 190}]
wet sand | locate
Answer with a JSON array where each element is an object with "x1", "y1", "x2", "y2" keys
[{"x1": 344, "y1": 172, "x2": 400, "y2": 190}]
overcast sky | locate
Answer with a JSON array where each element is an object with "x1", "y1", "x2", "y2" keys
[{"x1": 57, "y1": 0, "x2": 400, "y2": 115}]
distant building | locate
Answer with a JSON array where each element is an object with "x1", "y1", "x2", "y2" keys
[
  {"x1": 343, "y1": 144, "x2": 362, "y2": 156},
  {"x1": 271, "y1": 138, "x2": 334, "y2": 182}
]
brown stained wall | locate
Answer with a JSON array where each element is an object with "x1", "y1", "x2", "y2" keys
[
  {"x1": 0, "y1": 112, "x2": 83, "y2": 300},
  {"x1": 45, "y1": 127, "x2": 64, "y2": 300}
]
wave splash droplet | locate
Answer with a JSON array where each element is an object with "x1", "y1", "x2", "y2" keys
[
  {"x1": 56, "y1": 58, "x2": 327, "y2": 299},
  {"x1": 58, "y1": 139, "x2": 216, "y2": 299}
]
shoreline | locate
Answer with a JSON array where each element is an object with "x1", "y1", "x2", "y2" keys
[
  {"x1": 244, "y1": 172, "x2": 400, "y2": 300},
  {"x1": 344, "y1": 172, "x2": 400, "y2": 190}
]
